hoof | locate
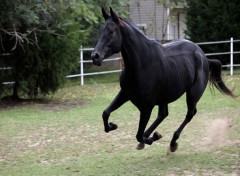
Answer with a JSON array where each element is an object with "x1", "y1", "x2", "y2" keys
[
  {"x1": 167, "y1": 147, "x2": 173, "y2": 155},
  {"x1": 170, "y1": 143, "x2": 178, "y2": 152},
  {"x1": 153, "y1": 131, "x2": 162, "y2": 141},
  {"x1": 109, "y1": 122, "x2": 118, "y2": 131},
  {"x1": 136, "y1": 143, "x2": 145, "y2": 150}
]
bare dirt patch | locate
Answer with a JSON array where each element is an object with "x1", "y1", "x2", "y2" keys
[{"x1": 201, "y1": 118, "x2": 234, "y2": 149}]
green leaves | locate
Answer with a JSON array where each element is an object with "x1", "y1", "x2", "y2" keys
[{"x1": 0, "y1": 0, "x2": 129, "y2": 98}]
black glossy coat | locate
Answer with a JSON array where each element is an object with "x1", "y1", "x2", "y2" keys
[{"x1": 91, "y1": 8, "x2": 235, "y2": 151}]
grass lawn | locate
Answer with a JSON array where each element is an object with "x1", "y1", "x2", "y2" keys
[{"x1": 0, "y1": 74, "x2": 239, "y2": 176}]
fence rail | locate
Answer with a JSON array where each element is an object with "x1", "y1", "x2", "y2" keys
[
  {"x1": 66, "y1": 46, "x2": 122, "y2": 85},
  {"x1": 1, "y1": 38, "x2": 239, "y2": 86},
  {"x1": 196, "y1": 39, "x2": 240, "y2": 45},
  {"x1": 196, "y1": 38, "x2": 240, "y2": 76},
  {"x1": 66, "y1": 37, "x2": 240, "y2": 86}
]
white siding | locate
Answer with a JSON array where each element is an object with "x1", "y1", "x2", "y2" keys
[
  {"x1": 129, "y1": 0, "x2": 167, "y2": 40},
  {"x1": 129, "y1": 0, "x2": 187, "y2": 41},
  {"x1": 169, "y1": 9, "x2": 187, "y2": 40}
]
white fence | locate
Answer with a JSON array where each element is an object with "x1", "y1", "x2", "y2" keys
[
  {"x1": 197, "y1": 37, "x2": 240, "y2": 76},
  {"x1": 65, "y1": 46, "x2": 122, "y2": 86},
  {"x1": 66, "y1": 37, "x2": 240, "y2": 86},
  {"x1": 2, "y1": 38, "x2": 239, "y2": 86}
]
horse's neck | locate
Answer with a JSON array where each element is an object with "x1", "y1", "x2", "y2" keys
[
  {"x1": 120, "y1": 26, "x2": 150, "y2": 71},
  {"x1": 120, "y1": 25, "x2": 164, "y2": 73}
]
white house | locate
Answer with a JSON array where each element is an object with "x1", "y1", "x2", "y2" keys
[{"x1": 129, "y1": 0, "x2": 187, "y2": 41}]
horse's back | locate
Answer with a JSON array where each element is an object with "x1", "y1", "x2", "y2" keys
[
  {"x1": 163, "y1": 39, "x2": 208, "y2": 76},
  {"x1": 163, "y1": 39, "x2": 199, "y2": 55}
]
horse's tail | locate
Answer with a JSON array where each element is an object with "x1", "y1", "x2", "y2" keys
[{"x1": 208, "y1": 59, "x2": 237, "y2": 98}]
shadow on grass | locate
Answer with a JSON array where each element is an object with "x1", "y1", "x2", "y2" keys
[{"x1": 0, "y1": 98, "x2": 84, "y2": 112}]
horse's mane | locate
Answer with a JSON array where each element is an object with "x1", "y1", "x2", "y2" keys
[
  {"x1": 120, "y1": 17, "x2": 146, "y2": 36},
  {"x1": 119, "y1": 17, "x2": 161, "y2": 45}
]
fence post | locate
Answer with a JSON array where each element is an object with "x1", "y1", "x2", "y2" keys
[
  {"x1": 80, "y1": 46, "x2": 84, "y2": 86},
  {"x1": 120, "y1": 52, "x2": 124, "y2": 71},
  {"x1": 230, "y1": 37, "x2": 233, "y2": 76}
]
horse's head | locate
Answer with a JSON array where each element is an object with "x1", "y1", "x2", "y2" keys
[{"x1": 91, "y1": 7, "x2": 123, "y2": 66}]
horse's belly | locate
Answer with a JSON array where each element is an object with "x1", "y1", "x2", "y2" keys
[
  {"x1": 120, "y1": 84, "x2": 157, "y2": 109},
  {"x1": 126, "y1": 89, "x2": 157, "y2": 108},
  {"x1": 164, "y1": 90, "x2": 186, "y2": 104},
  {"x1": 156, "y1": 81, "x2": 188, "y2": 104}
]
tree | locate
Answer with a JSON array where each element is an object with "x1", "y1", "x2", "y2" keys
[
  {"x1": 0, "y1": 0, "x2": 129, "y2": 99},
  {"x1": 0, "y1": 0, "x2": 56, "y2": 99},
  {"x1": 185, "y1": 0, "x2": 240, "y2": 64},
  {"x1": 86, "y1": 0, "x2": 129, "y2": 46}
]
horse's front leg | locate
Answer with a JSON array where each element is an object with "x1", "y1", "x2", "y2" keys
[
  {"x1": 136, "y1": 107, "x2": 160, "y2": 149},
  {"x1": 136, "y1": 104, "x2": 168, "y2": 150},
  {"x1": 102, "y1": 89, "x2": 129, "y2": 133}
]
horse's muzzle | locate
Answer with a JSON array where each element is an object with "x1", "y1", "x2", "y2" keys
[{"x1": 91, "y1": 52, "x2": 102, "y2": 66}]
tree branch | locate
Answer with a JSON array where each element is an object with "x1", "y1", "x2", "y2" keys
[{"x1": 0, "y1": 25, "x2": 41, "y2": 51}]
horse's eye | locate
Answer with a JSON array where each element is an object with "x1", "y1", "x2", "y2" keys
[{"x1": 108, "y1": 28, "x2": 114, "y2": 34}]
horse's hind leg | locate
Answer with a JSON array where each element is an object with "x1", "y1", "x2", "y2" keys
[
  {"x1": 169, "y1": 102, "x2": 197, "y2": 153},
  {"x1": 103, "y1": 89, "x2": 129, "y2": 133},
  {"x1": 169, "y1": 85, "x2": 206, "y2": 153},
  {"x1": 169, "y1": 56, "x2": 209, "y2": 153}
]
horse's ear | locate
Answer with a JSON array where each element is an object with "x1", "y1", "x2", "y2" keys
[
  {"x1": 110, "y1": 7, "x2": 124, "y2": 26},
  {"x1": 102, "y1": 7, "x2": 110, "y2": 20}
]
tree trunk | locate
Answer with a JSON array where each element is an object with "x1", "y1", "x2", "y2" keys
[{"x1": 12, "y1": 81, "x2": 19, "y2": 100}]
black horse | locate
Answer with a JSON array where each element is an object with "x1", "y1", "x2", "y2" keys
[{"x1": 91, "y1": 7, "x2": 236, "y2": 152}]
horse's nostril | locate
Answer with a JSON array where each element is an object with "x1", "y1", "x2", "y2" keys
[
  {"x1": 91, "y1": 52, "x2": 100, "y2": 60},
  {"x1": 95, "y1": 53, "x2": 100, "y2": 59}
]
